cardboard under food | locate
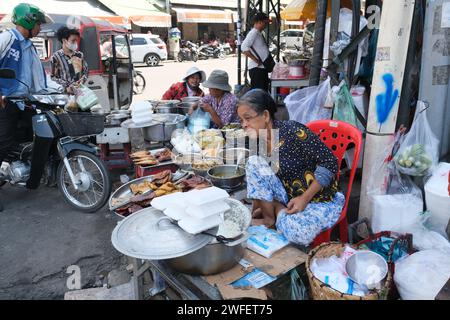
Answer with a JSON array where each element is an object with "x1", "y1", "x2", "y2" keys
[{"x1": 203, "y1": 245, "x2": 308, "y2": 300}]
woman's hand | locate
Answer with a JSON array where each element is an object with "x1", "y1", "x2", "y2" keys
[
  {"x1": 285, "y1": 195, "x2": 310, "y2": 215},
  {"x1": 200, "y1": 103, "x2": 213, "y2": 114}
]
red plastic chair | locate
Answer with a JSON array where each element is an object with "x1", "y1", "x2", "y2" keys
[{"x1": 306, "y1": 120, "x2": 363, "y2": 248}]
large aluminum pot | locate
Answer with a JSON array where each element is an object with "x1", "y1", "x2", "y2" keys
[
  {"x1": 141, "y1": 114, "x2": 186, "y2": 142},
  {"x1": 150, "y1": 100, "x2": 180, "y2": 114},
  {"x1": 165, "y1": 199, "x2": 251, "y2": 275}
]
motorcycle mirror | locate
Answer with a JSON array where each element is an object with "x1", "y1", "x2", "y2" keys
[{"x1": 0, "y1": 68, "x2": 16, "y2": 79}]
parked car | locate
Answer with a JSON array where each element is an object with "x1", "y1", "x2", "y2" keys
[
  {"x1": 116, "y1": 33, "x2": 167, "y2": 67},
  {"x1": 278, "y1": 29, "x2": 304, "y2": 49}
]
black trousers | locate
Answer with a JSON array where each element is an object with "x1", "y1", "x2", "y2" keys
[
  {"x1": 0, "y1": 101, "x2": 34, "y2": 164},
  {"x1": 249, "y1": 67, "x2": 270, "y2": 92}
]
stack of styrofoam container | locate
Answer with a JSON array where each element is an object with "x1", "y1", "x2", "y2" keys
[
  {"x1": 152, "y1": 187, "x2": 230, "y2": 234},
  {"x1": 131, "y1": 101, "x2": 153, "y2": 125}
]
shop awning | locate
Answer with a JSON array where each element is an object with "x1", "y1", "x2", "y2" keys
[
  {"x1": 97, "y1": 0, "x2": 171, "y2": 28},
  {"x1": 281, "y1": 0, "x2": 353, "y2": 21},
  {"x1": 173, "y1": 8, "x2": 233, "y2": 24},
  {"x1": 0, "y1": 0, "x2": 113, "y2": 17}
]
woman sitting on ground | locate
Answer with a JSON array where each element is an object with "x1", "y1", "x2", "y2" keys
[
  {"x1": 188, "y1": 69, "x2": 238, "y2": 132},
  {"x1": 237, "y1": 89, "x2": 345, "y2": 246}
]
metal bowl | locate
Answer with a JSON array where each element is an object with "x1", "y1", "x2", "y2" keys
[
  {"x1": 181, "y1": 96, "x2": 201, "y2": 103},
  {"x1": 141, "y1": 113, "x2": 186, "y2": 142},
  {"x1": 177, "y1": 102, "x2": 195, "y2": 115},
  {"x1": 345, "y1": 251, "x2": 388, "y2": 290},
  {"x1": 191, "y1": 158, "x2": 222, "y2": 177},
  {"x1": 173, "y1": 153, "x2": 203, "y2": 171},
  {"x1": 207, "y1": 165, "x2": 246, "y2": 189},
  {"x1": 218, "y1": 148, "x2": 250, "y2": 165}
]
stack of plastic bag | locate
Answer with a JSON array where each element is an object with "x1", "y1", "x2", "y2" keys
[
  {"x1": 394, "y1": 249, "x2": 450, "y2": 300},
  {"x1": 310, "y1": 245, "x2": 369, "y2": 296},
  {"x1": 367, "y1": 130, "x2": 424, "y2": 234}
]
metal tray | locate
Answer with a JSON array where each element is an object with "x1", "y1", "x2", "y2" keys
[
  {"x1": 108, "y1": 169, "x2": 188, "y2": 217},
  {"x1": 133, "y1": 147, "x2": 175, "y2": 169}
]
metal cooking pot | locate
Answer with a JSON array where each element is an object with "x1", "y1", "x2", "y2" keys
[
  {"x1": 141, "y1": 114, "x2": 186, "y2": 142},
  {"x1": 177, "y1": 102, "x2": 195, "y2": 115},
  {"x1": 207, "y1": 165, "x2": 246, "y2": 189},
  {"x1": 165, "y1": 237, "x2": 247, "y2": 275},
  {"x1": 165, "y1": 198, "x2": 251, "y2": 275},
  {"x1": 150, "y1": 100, "x2": 180, "y2": 114}
]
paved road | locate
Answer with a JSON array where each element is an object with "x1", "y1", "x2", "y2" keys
[{"x1": 133, "y1": 56, "x2": 243, "y2": 102}]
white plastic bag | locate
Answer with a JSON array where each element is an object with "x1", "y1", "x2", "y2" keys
[
  {"x1": 394, "y1": 102, "x2": 440, "y2": 176},
  {"x1": 425, "y1": 162, "x2": 450, "y2": 238},
  {"x1": 394, "y1": 249, "x2": 450, "y2": 300},
  {"x1": 394, "y1": 211, "x2": 450, "y2": 253},
  {"x1": 74, "y1": 84, "x2": 99, "y2": 111},
  {"x1": 367, "y1": 130, "x2": 424, "y2": 233},
  {"x1": 284, "y1": 77, "x2": 332, "y2": 124}
]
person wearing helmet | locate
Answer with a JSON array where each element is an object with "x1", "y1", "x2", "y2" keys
[{"x1": 0, "y1": 3, "x2": 50, "y2": 184}]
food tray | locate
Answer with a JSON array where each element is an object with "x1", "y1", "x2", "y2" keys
[
  {"x1": 108, "y1": 170, "x2": 188, "y2": 218},
  {"x1": 133, "y1": 148, "x2": 178, "y2": 177}
]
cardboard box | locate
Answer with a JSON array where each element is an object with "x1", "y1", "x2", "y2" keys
[{"x1": 203, "y1": 245, "x2": 308, "y2": 300}]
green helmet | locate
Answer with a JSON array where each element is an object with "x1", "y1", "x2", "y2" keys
[{"x1": 12, "y1": 3, "x2": 48, "y2": 30}]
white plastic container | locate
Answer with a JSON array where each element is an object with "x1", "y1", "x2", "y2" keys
[
  {"x1": 151, "y1": 192, "x2": 187, "y2": 211},
  {"x1": 185, "y1": 187, "x2": 229, "y2": 207},
  {"x1": 164, "y1": 203, "x2": 190, "y2": 221},
  {"x1": 131, "y1": 101, "x2": 153, "y2": 125},
  {"x1": 185, "y1": 200, "x2": 230, "y2": 219},
  {"x1": 425, "y1": 162, "x2": 450, "y2": 238},
  {"x1": 178, "y1": 213, "x2": 223, "y2": 235}
]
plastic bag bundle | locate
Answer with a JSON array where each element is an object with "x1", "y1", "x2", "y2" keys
[
  {"x1": 74, "y1": 84, "x2": 99, "y2": 111},
  {"x1": 394, "y1": 249, "x2": 450, "y2": 300},
  {"x1": 271, "y1": 62, "x2": 290, "y2": 80},
  {"x1": 332, "y1": 81, "x2": 358, "y2": 128},
  {"x1": 394, "y1": 102, "x2": 440, "y2": 176},
  {"x1": 284, "y1": 77, "x2": 332, "y2": 124},
  {"x1": 367, "y1": 130, "x2": 424, "y2": 233}
]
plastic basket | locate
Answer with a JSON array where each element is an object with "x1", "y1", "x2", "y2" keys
[{"x1": 58, "y1": 113, "x2": 105, "y2": 137}]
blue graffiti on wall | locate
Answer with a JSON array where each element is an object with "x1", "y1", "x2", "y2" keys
[{"x1": 376, "y1": 73, "x2": 399, "y2": 132}]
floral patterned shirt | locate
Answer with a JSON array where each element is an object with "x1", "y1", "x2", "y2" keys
[
  {"x1": 272, "y1": 120, "x2": 339, "y2": 203},
  {"x1": 201, "y1": 92, "x2": 238, "y2": 127}
]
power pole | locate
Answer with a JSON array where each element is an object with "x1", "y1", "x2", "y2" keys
[
  {"x1": 358, "y1": 0, "x2": 416, "y2": 226},
  {"x1": 309, "y1": 0, "x2": 328, "y2": 86}
]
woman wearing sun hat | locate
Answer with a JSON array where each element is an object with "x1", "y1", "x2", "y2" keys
[
  {"x1": 162, "y1": 66, "x2": 206, "y2": 100},
  {"x1": 188, "y1": 70, "x2": 238, "y2": 132}
]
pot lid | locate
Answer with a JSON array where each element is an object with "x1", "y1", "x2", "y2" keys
[{"x1": 111, "y1": 207, "x2": 216, "y2": 260}]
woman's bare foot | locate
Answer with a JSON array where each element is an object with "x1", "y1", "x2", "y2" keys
[
  {"x1": 252, "y1": 208, "x2": 263, "y2": 219},
  {"x1": 251, "y1": 218, "x2": 266, "y2": 226}
]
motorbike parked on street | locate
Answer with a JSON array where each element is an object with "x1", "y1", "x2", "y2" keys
[
  {"x1": 198, "y1": 42, "x2": 225, "y2": 60},
  {"x1": 177, "y1": 40, "x2": 199, "y2": 62},
  {"x1": 0, "y1": 69, "x2": 112, "y2": 213}
]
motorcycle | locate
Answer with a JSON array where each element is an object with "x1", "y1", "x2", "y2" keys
[
  {"x1": 198, "y1": 42, "x2": 225, "y2": 60},
  {"x1": 132, "y1": 69, "x2": 146, "y2": 95},
  {"x1": 0, "y1": 68, "x2": 112, "y2": 213},
  {"x1": 177, "y1": 41, "x2": 199, "y2": 62}
]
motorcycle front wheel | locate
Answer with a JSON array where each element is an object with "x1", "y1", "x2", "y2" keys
[
  {"x1": 133, "y1": 72, "x2": 146, "y2": 95},
  {"x1": 192, "y1": 52, "x2": 198, "y2": 62},
  {"x1": 57, "y1": 151, "x2": 111, "y2": 213},
  {"x1": 177, "y1": 52, "x2": 184, "y2": 62}
]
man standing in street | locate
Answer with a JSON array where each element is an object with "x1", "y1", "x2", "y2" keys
[{"x1": 241, "y1": 12, "x2": 271, "y2": 91}]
